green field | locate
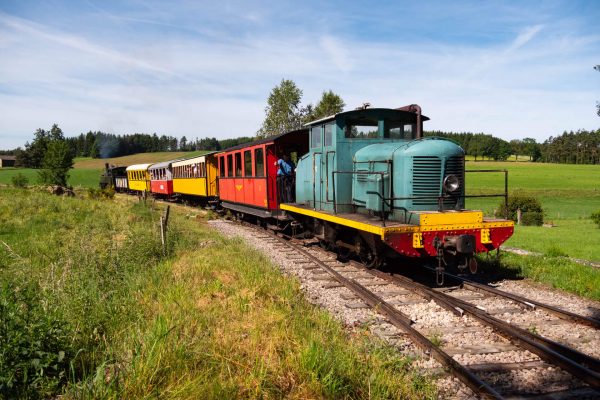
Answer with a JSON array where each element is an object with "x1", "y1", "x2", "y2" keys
[
  {"x1": 0, "y1": 188, "x2": 433, "y2": 399},
  {"x1": 0, "y1": 167, "x2": 101, "y2": 188},
  {"x1": 465, "y1": 161, "x2": 600, "y2": 262},
  {"x1": 0, "y1": 151, "x2": 209, "y2": 189},
  {"x1": 73, "y1": 150, "x2": 207, "y2": 169}
]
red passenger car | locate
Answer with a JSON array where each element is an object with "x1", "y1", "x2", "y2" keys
[
  {"x1": 149, "y1": 161, "x2": 174, "y2": 196},
  {"x1": 217, "y1": 129, "x2": 308, "y2": 218}
]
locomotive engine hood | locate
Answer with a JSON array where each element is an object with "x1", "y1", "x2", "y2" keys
[{"x1": 352, "y1": 137, "x2": 465, "y2": 222}]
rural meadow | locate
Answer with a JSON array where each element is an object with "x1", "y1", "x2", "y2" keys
[{"x1": 1, "y1": 1, "x2": 600, "y2": 399}]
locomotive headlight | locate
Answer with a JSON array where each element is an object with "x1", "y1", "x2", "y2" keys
[{"x1": 443, "y1": 174, "x2": 460, "y2": 193}]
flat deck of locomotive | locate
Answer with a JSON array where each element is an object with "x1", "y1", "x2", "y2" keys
[{"x1": 280, "y1": 203, "x2": 513, "y2": 239}]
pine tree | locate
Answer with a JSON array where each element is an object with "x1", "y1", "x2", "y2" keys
[{"x1": 312, "y1": 90, "x2": 345, "y2": 120}]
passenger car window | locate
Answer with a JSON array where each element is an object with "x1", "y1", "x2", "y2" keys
[
  {"x1": 227, "y1": 155, "x2": 233, "y2": 177},
  {"x1": 235, "y1": 153, "x2": 242, "y2": 177},
  {"x1": 219, "y1": 157, "x2": 225, "y2": 177},
  {"x1": 244, "y1": 150, "x2": 252, "y2": 177},
  {"x1": 254, "y1": 148, "x2": 264, "y2": 177}
]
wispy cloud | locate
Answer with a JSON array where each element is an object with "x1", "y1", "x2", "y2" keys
[
  {"x1": 0, "y1": 1, "x2": 599, "y2": 149},
  {"x1": 507, "y1": 24, "x2": 544, "y2": 53},
  {"x1": 0, "y1": 12, "x2": 176, "y2": 77}
]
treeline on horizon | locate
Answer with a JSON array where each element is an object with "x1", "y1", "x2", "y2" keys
[{"x1": 6, "y1": 126, "x2": 600, "y2": 167}]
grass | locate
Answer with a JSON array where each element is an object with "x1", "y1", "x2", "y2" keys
[
  {"x1": 0, "y1": 187, "x2": 434, "y2": 399},
  {"x1": 464, "y1": 161, "x2": 600, "y2": 263},
  {"x1": 476, "y1": 252, "x2": 600, "y2": 301},
  {"x1": 73, "y1": 150, "x2": 207, "y2": 169},
  {"x1": 0, "y1": 168, "x2": 101, "y2": 188}
]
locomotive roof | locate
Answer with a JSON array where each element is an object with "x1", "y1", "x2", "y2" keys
[
  {"x1": 126, "y1": 163, "x2": 152, "y2": 171},
  {"x1": 219, "y1": 128, "x2": 308, "y2": 153},
  {"x1": 304, "y1": 107, "x2": 430, "y2": 126}
]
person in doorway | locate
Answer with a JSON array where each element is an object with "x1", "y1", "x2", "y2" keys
[{"x1": 276, "y1": 154, "x2": 295, "y2": 203}]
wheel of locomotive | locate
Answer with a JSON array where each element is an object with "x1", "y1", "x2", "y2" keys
[
  {"x1": 336, "y1": 244, "x2": 351, "y2": 262},
  {"x1": 319, "y1": 239, "x2": 332, "y2": 251},
  {"x1": 468, "y1": 256, "x2": 478, "y2": 274},
  {"x1": 355, "y1": 236, "x2": 382, "y2": 269}
]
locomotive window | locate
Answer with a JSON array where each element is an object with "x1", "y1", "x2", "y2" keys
[
  {"x1": 220, "y1": 157, "x2": 225, "y2": 177},
  {"x1": 254, "y1": 148, "x2": 264, "y2": 177},
  {"x1": 345, "y1": 118, "x2": 379, "y2": 138},
  {"x1": 386, "y1": 121, "x2": 415, "y2": 140},
  {"x1": 244, "y1": 150, "x2": 252, "y2": 177},
  {"x1": 324, "y1": 123, "x2": 333, "y2": 147},
  {"x1": 235, "y1": 153, "x2": 242, "y2": 177},
  {"x1": 311, "y1": 126, "x2": 322, "y2": 148},
  {"x1": 227, "y1": 155, "x2": 233, "y2": 177}
]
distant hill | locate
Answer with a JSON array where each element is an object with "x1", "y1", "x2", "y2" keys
[{"x1": 73, "y1": 151, "x2": 208, "y2": 169}]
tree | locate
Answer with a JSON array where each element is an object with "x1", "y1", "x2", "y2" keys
[
  {"x1": 38, "y1": 139, "x2": 74, "y2": 186},
  {"x1": 258, "y1": 79, "x2": 304, "y2": 137},
  {"x1": 34, "y1": 124, "x2": 74, "y2": 186},
  {"x1": 20, "y1": 129, "x2": 50, "y2": 168},
  {"x1": 312, "y1": 90, "x2": 345, "y2": 120}
]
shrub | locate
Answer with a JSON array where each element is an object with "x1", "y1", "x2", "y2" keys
[
  {"x1": 11, "y1": 173, "x2": 29, "y2": 188},
  {"x1": 521, "y1": 211, "x2": 544, "y2": 226},
  {"x1": 0, "y1": 279, "x2": 72, "y2": 398},
  {"x1": 87, "y1": 187, "x2": 115, "y2": 200},
  {"x1": 496, "y1": 195, "x2": 544, "y2": 226},
  {"x1": 592, "y1": 210, "x2": 600, "y2": 228}
]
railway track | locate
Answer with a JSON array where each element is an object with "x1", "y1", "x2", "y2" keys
[{"x1": 222, "y1": 219, "x2": 600, "y2": 399}]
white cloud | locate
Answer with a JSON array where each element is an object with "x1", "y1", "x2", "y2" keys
[{"x1": 0, "y1": 5, "x2": 598, "y2": 149}]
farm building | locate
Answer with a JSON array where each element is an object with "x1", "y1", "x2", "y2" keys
[{"x1": 0, "y1": 156, "x2": 16, "y2": 168}]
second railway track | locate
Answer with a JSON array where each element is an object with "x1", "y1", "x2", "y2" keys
[{"x1": 212, "y1": 218, "x2": 600, "y2": 399}]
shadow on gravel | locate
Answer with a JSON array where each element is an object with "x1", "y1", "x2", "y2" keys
[{"x1": 384, "y1": 254, "x2": 524, "y2": 289}]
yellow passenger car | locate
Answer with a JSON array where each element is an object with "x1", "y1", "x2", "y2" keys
[
  {"x1": 172, "y1": 153, "x2": 218, "y2": 198},
  {"x1": 126, "y1": 163, "x2": 152, "y2": 192}
]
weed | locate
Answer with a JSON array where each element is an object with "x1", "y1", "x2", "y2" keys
[
  {"x1": 546, "y1": 245, "x2": 568, "y2": 258},
  {"x1": 428, "y1": 331, "x2": 444, "y2": 348},
  {"x1": 528, "y1": 325, "x2": 538, "y2": 335},
  {"x1": 592, "y1": 210, "x2": 600, "y2": 228},
  {"x1": 10, "y1": 172, "x2": 28, "y2": 187}
]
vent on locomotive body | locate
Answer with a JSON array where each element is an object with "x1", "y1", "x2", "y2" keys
[
  {"x1": 412, "y1": 156, "x2": 441, "y2": 206},
  {"x1": 411, "y1": 155, "x2": 465, "y2": 208}
]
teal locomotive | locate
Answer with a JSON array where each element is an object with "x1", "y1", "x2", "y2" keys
[{"x1": 281, "y1": 105, "x2": 513, "y2": 277}]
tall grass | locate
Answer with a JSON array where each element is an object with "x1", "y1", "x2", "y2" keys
[{"x1": 0, "y1": 188, "x2": 434, "y2": 399}]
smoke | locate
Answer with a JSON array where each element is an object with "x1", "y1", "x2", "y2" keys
[{"x1": 97, "y1": 134, "x2": 120, "y2": 158}]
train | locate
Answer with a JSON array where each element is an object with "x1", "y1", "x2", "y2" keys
[{"x1": 100, "y1": 105, "x2": 514, "y2": 281}]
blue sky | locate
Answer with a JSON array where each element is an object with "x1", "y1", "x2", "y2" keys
[{"x1": 1, "y1": 0, "x2": 599, "y2": 149}]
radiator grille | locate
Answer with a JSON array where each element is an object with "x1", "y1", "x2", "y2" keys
[{"x1": 412, "y1": 156, "x2": 441, "y2": 205}]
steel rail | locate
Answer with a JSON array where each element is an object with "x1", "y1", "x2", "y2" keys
[
  {"x1": 427, "y1": 268, "x2": 600, "y2": 329},
  {"x1": 269, "y1": 235, "x2": 504, "y2": 399},
  {"x1": 364, "y1": 268, "x2": 600, "y2": 389}
]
